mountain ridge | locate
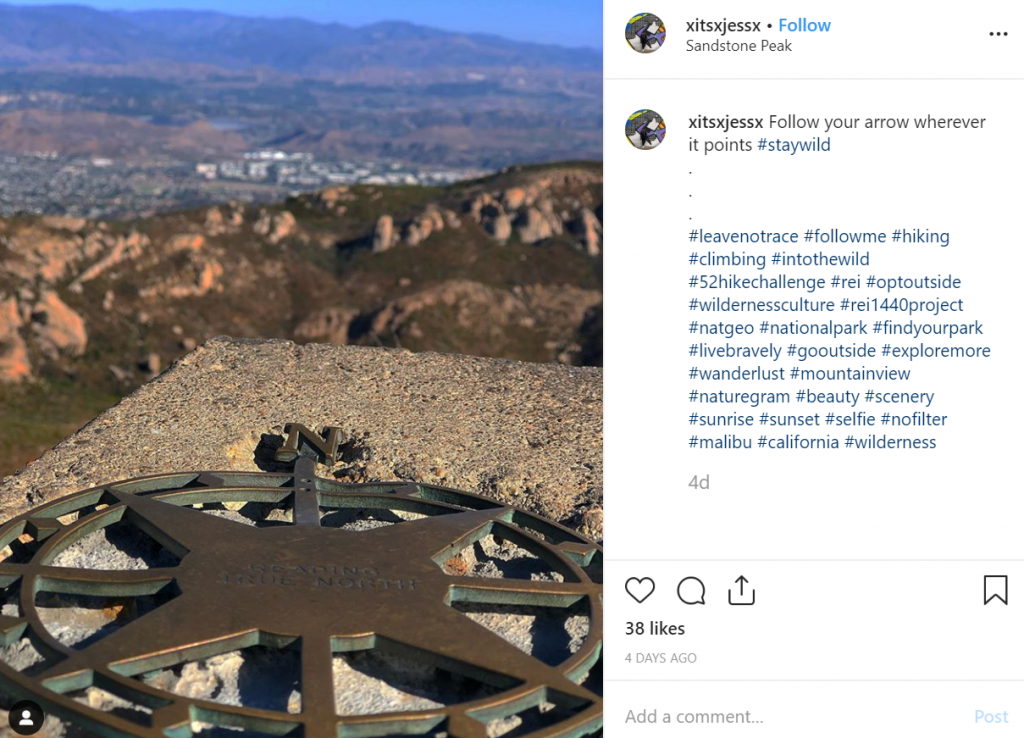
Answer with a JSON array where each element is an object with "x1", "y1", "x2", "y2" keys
[{"x1": 0, "y1": 4, "x2": 602, "y2": 72}]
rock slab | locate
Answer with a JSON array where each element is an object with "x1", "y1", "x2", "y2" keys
[{"x1": 0, "y1": 337, "x2": 603, "y2": 539}]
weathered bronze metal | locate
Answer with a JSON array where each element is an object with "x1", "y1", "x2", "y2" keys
[
  {"x1": 274, "y1": 423, "x2": 347, "y2": 465},
  {"x1": 0, "y1": 433, "x2": 603, "y2": 738}
]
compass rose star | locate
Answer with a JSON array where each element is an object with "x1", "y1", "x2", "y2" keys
[{"x1": 1, "y1": 458, "x2": 602, "y2": 737}]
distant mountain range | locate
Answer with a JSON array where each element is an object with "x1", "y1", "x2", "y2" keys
[
  {"x1": 0, "y1": 4, "x2": 601, "y2": 73},
  {"x1": 0, "y1": 4, "x2": 602, "y2": 169}
]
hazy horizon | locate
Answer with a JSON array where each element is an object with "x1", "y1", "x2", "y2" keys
[{"x1": 0, "y1": 0, "x2": 603, "y2": 49}]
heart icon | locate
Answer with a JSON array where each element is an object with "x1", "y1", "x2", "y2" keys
[{"x1": 625, "y1": 576, "x2": 656, "y2": 603}]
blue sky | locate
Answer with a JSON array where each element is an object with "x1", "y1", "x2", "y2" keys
[{"x1": 9, "y1": 0, "x2": 603, "y2": 48}]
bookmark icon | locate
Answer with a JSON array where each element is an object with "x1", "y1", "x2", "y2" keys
[{"x1": 983, "y1": 575, "x2": 1008, "y2": 605}]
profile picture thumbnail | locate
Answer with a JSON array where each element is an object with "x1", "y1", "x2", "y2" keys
[
  {"x1": 625, "y1": 109, "x2": 666, "y2": 150},
  {"x1": 626, "y1": 13, "x2": 666, "y2": 53}
]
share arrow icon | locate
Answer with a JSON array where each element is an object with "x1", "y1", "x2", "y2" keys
[{"x1": 728, "y1": 575, "x2": 756, "y2": 606}]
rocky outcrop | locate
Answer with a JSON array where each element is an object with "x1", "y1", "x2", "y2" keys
[
  {"x1": 372, "y1": 215, "x2": 395, "y2": 253},
  {"x1": 293, "y1": 307, "x2": 359, "y2": 345},
  {"x1": 458, "y1": 177, "x2": 601, "y2": 252},
  {"x1": 502, "y1": 187, "x2": 527, "y2": 210},
  {"x1": 402, "y1": 207, "x2": 445, "y2": 246},
  {"x1": 515, "y1": 206, "x2": 562, "y2": 244},
  {"x1": 31, "y1": 290, "x2": 88, "y2": 358},
  {"x1": 3, "y1": 226, "x2": 85, "y2": 282},
  {"x1": 366, "y1": 280, "x2": 521, "y2": 339},
  {"x1": 166, "y1": 233, "x2": 206, "y2": 253},
  {"x1": 70, "y1": 230, "x2": 150, "y2": 291},
  {"x1": 314, "y1": 185, "x2": 356, "y2": 214},
  {"x1": 192, "y1": 261, "x2": 225, "y2": 296},
  {"x1": 139, "y1": 258, "x2": 224, "y2": 300},
  {"x1": 478, "y1": 203, "x2": 512, "y2": 242},
  {"x1": 203, "y1": 207, "x2": 228, "y2": 236},
  {"x1": 463, "y1": 191, "x2": 491, "y2": 222},
  {"x1": 357, "y1": 168, "x2": 602, "y2": 254},
  {"x1": 0, "y1": 296, "x2": 31, "y2": 382},
  {"x1": 442, "y1": 209, "x2": 461, "y2": 228},
  {"x1": 569, "y1": 208, "x2": 603, "y2": 256},
  {"x1": 140, "y1": 352, "x2": 162, "y2": 378},
  {"x1": 253, "y1": 209, "x2": 298, "y2": 245},
  {"x1": 354, "y1": 279, "x2": 602, "y2": 365},
  {"x1": 2, "y1": 220, "x2": 158, "y2": 294},
  {"x1": 203, "y1": 204, "x2": 246, "y2": 237},
  {"x1": 370, "y1": 206, "x2": 456, "y2": 250}
]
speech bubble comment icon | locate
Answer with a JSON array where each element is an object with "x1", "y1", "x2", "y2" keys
[{"x1": 677, "y1": 576, "x2": 706, "y2": 605}]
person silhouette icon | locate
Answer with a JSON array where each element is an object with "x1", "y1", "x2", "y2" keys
[{"x1": 9, "y1": 700, "x2": 44, "y2": 735}]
